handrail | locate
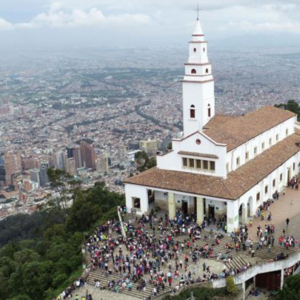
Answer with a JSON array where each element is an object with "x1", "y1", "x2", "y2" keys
[{"x1": 117, "y1": 206, "x2": 127, "y2": 239}]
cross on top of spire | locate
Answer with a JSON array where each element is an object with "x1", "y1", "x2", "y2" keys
[{"x1": 195, "y1": 3, "x2": 202, "y2": 20}]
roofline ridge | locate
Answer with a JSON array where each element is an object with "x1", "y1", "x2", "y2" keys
[{"x1": 220, "y1": 179, "x2": 236, "y2": 200}]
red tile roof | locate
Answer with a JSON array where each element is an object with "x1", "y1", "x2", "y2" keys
[
  {"x1": 204, "y1": 106, "x2": 295, "y2": 152},
  {"x1": 125, "y1": 132, "x2": 300, "y2": 200}
]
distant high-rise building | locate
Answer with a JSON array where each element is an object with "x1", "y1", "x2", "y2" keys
[
  {"x1": 54, "y1": 151, "x2": 65, "y2": 170},
  {"x1": 4, "y1": 151, "x2": 22, "y2": 185},
  {"x1": 67, "y1": 147, "x2": 74, "y2": 159},
  {"x1": 73, "y1": 146, "x2": 83, "y2": 169},
  {"x1": 21, "y1": 156, "x2": 39, "y2": 170},
  {"x1": 139, "y1": 139, "x2": 159, "y2": 155},
  {"x1": 0, "y1": 156, "x2": 6, "y2": 185},
  {"x1": 39, "y1": 161, "x2": 49, "y2": 187},
  {"x1": 96, "y1": 154, "x2": 109, "y2": 174},
  {"x1": 65, "y1": 157, "x2": 76, "y2": 176},
  {"x1": 80, "y1": 141, "x2": 96, "y2": 170},
  {"x1": 30, "y1": 169, "x2": 41, "y2": 187}
]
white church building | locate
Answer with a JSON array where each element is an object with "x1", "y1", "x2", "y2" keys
[{"x1": 124, "y1": 19, "x2": 300, "y2": 233}]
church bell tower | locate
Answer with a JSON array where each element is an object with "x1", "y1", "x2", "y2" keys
[{"x1": 182, "y1": 18, "x2": 215, "y2": 137}]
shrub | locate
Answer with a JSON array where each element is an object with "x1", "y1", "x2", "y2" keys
[{"x1": 226, "y1": 276, "x2": 237, "y2": 295}]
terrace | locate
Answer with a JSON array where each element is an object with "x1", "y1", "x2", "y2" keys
[{"x1": 68, "y1": 185, "x2": 300, "y2": 300}]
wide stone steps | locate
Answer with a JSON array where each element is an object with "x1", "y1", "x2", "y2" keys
[
  {"x1": 225, "y1": 255, "x2": 248, "y2": 270},
  {"x1": 87, "y1": 269, "x2": 172, "y2": 299}
]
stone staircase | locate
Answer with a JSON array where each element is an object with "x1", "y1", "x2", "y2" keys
[
  {"x1": 87, "y1": 269, "x2": 172, "y2": 299},
  {"x1": 224, "y1": 254, "x2": 249, "y2": 270}
]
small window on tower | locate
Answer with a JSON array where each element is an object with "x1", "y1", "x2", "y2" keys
[
  {"x1": 206, "y1": 68, "x2": 209, "y2": 74},
  {"x1": 191, "y1": 69, "x2": 197, "y2": 74},
  {"x1": 208, "y1": 104, "x2": 211, "y2": 118},
  {"x1": 203, "y1": 48, "x2": 205, "y2": 52},
  {"x1": 194, "y1": 48, "x2": 197, "y2": 52},
  {"x1": 190, "y1": 105, "x2": 195, "y2": 119}
]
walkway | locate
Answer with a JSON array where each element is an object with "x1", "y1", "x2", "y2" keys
[
  {"x1": 248, "y1": 187, "x2": 300, "y2": 242},
  {"x1": 70, "y1": 285, "x2": 134, "y2": 300},
  {"x1": 77, "y1": 191, "x2": 300, "y2": 300}
]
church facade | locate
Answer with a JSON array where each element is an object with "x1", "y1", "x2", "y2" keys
[{"x1": 124, "y1": 20, "x2": 300, "y2": 233}]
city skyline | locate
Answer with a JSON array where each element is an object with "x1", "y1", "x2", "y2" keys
[
  {"x1": 0, "y1": 1, "x2": 299, "y2": 223},
  {"x1": 1, "y1": 0, "x2": 300, "y2": 50}
]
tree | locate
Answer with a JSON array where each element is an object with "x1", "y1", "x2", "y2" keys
[
  {"x1": 275, "y1": 100, "x2": 300, "y2": 121},
  {"x1": 162, "y1": 286, "x2": 227, "y2": 300},
  {"x1": 47, "y1": 168, "x2": 72, "y2": 188},
  {"x1": 276, "y1": 274, "x2": 300, "y2": 300},
  {"x1": 11, "y1": 295, "x2": 32, "y2": 300},
  {"x1": 226, "y1": 276, "x2": 237, "y2": 295},
  {"x1": 134, "y1": 151, "x2": 157, "y2": 172},
  {"x1": 0, "y1": 182, "x2": 124, "y2": 300}
]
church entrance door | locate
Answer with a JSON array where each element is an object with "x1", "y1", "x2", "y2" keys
[
  {"x1": 208, "y1": 205, "x2": 215, "y2": 219},
  {"x1": 182, "y1": 201, "x2": 188, "y2": 215}
]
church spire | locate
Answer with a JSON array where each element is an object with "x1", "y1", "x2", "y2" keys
[
  {"x1": 182, "y1": 18, "x2": 215, "y2": 136},
  {"x1": 193, "y1": 20, "x2": 204, "y2": 36}
]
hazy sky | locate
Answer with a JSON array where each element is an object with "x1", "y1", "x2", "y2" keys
[{"x1": 1, "y1": 0, "x2": 300, "y2": 49}]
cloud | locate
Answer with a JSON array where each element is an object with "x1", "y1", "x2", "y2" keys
[
  {"x1": 0, "y1": 2, "x2": 151, "y2": 30},
  {"x1": 0, "y1": 18, "x2": 14, "y2": 30},
  {"x1": 0, "y1": 0, "x2": 300, "y2": 38},
  {"x1": 223, "y1": 20, "x2": 300, "y2": 34}
]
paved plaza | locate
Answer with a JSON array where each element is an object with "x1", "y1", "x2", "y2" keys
[
  {"x1": 70, "y1": 286, "x2": 134, "y2": 300},
  {"x1": 67, "y1": 187, "x2": 300, "y2": 300},
  {"x1": 248, "y1": 187, "x2": 300, "y2": 242}
]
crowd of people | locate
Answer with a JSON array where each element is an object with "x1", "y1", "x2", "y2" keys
[
  {"x1": 52, "y1": 277, "x2": 91, "y2": 300},
  {"x1": 256, "y1": 199, "x2": 275, "y2": 220},
  {"x1": 55, "y1": 186, "x2": 300, "y2": 300},
  {"x1": 77, "y1": 207, "x2": 262, "y2": 298},
  {"x1": 51, "y1": 172, "x2": 300, "y2": 300},
  {"x1": 287, "y1": 177, "x2": 299, "y2": 189},
  {"x1": 278, "y1": 235, "x2": 297, "y2": 249}
]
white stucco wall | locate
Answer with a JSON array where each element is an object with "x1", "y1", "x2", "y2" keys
[
  {"x1": 188, "y1": 42, "x2": 209, "y2": 64},
  {"x1": 226, "y1": 117, "x2": 296, "y2": 173},
  {"x1": 157, "y1": 131, "x2": 227, "y2": 178},
  {"x1": 125, "y1": 184, "x2": 149, "y2": 214},
  {"x1": 182, "y1": 81, "x2": 215, "y2": 136},
  {"x1": 212, "y1": 250, "x2": 300, "y2": 288}
]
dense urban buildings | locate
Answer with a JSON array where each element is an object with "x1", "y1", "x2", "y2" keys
[{"x1": 0, "y1": 23, "x2": 299, "y2": 220}]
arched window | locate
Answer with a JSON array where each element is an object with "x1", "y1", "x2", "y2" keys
[
  {"x1": 193, "y1": 48, "x2": 197, "y2": 52},
  {"x1": 206, "y1": 68, "x2": 209, "y2": 74},
  {"x1": 190, "y1": 105, "x2": 195, "y2": 119},
  {"x1": 203, "y1": 48, "x2": 206, "y2": 52},
  {"x1": 191, "y1": 69, "x2": 197, "y2": 74},
  {"x1": 208, "y1": 104, "x2": 211, "y2": 118}
]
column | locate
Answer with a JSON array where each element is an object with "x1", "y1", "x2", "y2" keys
[
  {"x1": 227, "y1": 201, "x2": 239, "y2": 233},
  {"x1": 280, "y1": 269, "x2": 285, "y2": 289},
  {"x1": 125, "y1": 184, "x2": 133, "y2": 213},
  {"x1": 196, "y1": 197, "x2": 204, "y2": 225},
  {"x1": 168, "y1": 192, "x2": 176, "y2": 220},
  {"x1": 242, "y1": 281, "x2": 246, "y2": 300},
  {"x1": 140, "y1": 188, "x2": 149, "y2": 214},
  {"x1": 242, "y1": 204, "x2": 248, "y2": 224}
]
